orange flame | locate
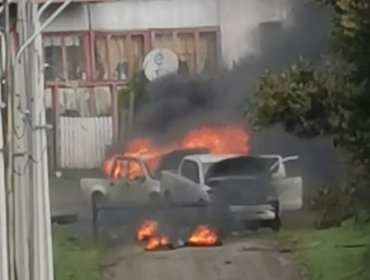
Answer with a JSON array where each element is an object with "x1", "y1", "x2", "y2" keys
[
  {"x1": 145, "y1": 236, "x2": 171, "y2": 251},
  {"x1": 103, "y1": 125, "x2": 249, "y2": 180},
  {"x1": 136, "y1": 220, "x2": 159, "y2": 241},
  {"x1": 136, "y1": 220, "x2": 171, "y2": 251},
  {"x1": 188, "y1": 225, "x2": 219, "y2": 247}
]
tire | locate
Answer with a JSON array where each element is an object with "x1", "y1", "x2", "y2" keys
[
  {"x1": 91, "y1": 192, "x2": 105, "y2": 212},
  {"x1": 270, "y1": 215, "x2": 281, "y2": 232},
  {"x1": 270, "y1": 201, "x2": 281, "y2": 232}
]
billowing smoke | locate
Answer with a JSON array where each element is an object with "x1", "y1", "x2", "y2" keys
[
  {"x1": 134, "y1": 0, "x2": 330, "y2": 139},
  {"x1": 131, "y1": 0, "x2": 342, "y2": 190}
]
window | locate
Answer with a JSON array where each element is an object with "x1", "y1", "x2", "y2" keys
[
  {"x1": 152, "y1": 30, "x2": 219, "y2": 74},
  {"x1": 44, "y1": 34, "x2": 86, "y2": 81},
  {"x1": 181, "y1": 160, "x2": 200, "y2": 184},
  {"x1": 127, "y1": 158, "x2": 145, "y2": 180},
  {"x1": 43, "y1": 29, "x2": 219, "y2": 83},
  {"x1": 199, "y1": 31, "x2": 218, "y2": 73},
  {"x1": 94, "y1": 33, "x2": 145, "y2": 81}
]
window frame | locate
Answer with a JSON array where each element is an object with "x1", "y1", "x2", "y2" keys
[
  {"x1": 149, "y1": 27, "x2": 221, "y2": 74},
  {"x1": 91, "y1": 30, "x2": 150, "y2": 81},
  {"x1": 43, "y1": 27, "x2": 221, "y2": 86},
  {"x1": 43, "y1": 31, "x2": 91, "y2": 83},
  {"x1": 181, "y1": 159, "x2": 201, "y2": 184}
]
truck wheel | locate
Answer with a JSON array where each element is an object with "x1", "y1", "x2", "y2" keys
[
  {"x1": 270, "y1": 215, "x2": 281, "y2": 232},
  {"x1": 270, "y1": 202, "x2": 281, "y2": 232},
  {"x1": 91, "y1": 192, "x2": 105, "y2": 212}
]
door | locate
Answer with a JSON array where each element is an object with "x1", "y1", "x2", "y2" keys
[
  {"x1": 109, "y1": 157, "x2": 148, "y2": 205},
  {"x1": 177, "y1": 160, "x2": 202, "y2": 203},
  {"x1": 273, "y1": 177, "x2": 303, "y2": 211},
  {"x1": 268, "y1": 155, "x2": 302, "y2": 211},
  {"x1": 123, "y1": 158, "x2": 150, "y2": 203}
]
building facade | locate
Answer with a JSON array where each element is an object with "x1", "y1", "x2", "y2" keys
[{"x1": 41, "y1": 0, "x2": 292, "y2": 169}]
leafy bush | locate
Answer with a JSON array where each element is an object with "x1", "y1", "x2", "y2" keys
[{"x1": 309, "y1": 185, "x2": 356, "y2": 229}]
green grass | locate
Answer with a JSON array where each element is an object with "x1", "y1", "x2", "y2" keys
[
  {"x1": 279, "y1": 222, "x2": 370, "y2": 280},
  {"x1": 53, "y1": 226, "x2": 103, "y2": 280}
]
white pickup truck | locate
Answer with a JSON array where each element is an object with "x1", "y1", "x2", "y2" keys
[
  {"x1": 161, "y1": 154, "x2": 303, "y2": 231},
  {"x1": 81, "y1": 155, "x2": 161, "y2": 211},
  {"x1": 80, "y1": 148, "x2": 210, "y2": 211}
]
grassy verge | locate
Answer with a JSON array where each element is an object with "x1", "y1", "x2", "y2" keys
[
  {"x1": 53, "y1": 226, "x2": 103, "y2": 280},
  {"x1": 279, "y1": 222, "x2": 370, "y2": 280}
]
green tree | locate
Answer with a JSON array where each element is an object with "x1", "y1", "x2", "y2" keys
[
  {"x1": 247, "y1": 0, "x2": 370, "y2": 220},
  {"x1": 248, "y1": 0, "x2": 370, "y2": 166}
]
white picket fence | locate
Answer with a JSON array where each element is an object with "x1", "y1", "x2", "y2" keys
[{"x1": 60, "y1": 117, "x2": 113, "y2": 169}]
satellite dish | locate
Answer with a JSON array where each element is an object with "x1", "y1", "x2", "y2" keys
[{"x1": 143, "y1": 48, "x2": 179, "y2": 81}]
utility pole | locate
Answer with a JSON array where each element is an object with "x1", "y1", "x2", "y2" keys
[
  {"x1": 0, "y1": 1, "x2": 10, "y2": 275},
  {"x1": 0, "y1": 0, "x2": 72, "y2": 279},
  {"x1": 28, "y1": 2, "x2": 54, "y2": 278},
  {"x1": 3, "y1": 0, "x2": 16, "y2": 279}
]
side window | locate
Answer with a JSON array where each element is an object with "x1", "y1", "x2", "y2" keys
[
  {"x1": 181, "y1": 160, "x2": 200, "y2": 184},
  {"x1": 127, "y1": 159, "x2": 145, "y2": 181},
  {"x1": 111, "y1": 158, "x2": 128, "y2": 179}
]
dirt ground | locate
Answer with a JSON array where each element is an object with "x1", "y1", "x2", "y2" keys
[
  {"x1": 50, "y1": 175, "x2": 303, "y2": 280},
  {"x1": 104, "y1": 239, "x2": 302, "y2": 280}
]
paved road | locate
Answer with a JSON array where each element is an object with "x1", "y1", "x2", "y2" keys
[{"x1": 104, "y1": 239, "x2": 302, "y2": 280}]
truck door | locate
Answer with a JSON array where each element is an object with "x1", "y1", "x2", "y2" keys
[
  {"x1": 109, "y1": 157, "x2": 148, "y2": 204},
  {"x1": 108, "y1": 157, "x2": 129, "y2": 205},
  {"x1": 177, "y1": 160, "x2": 202, "y2": 202},
  {"x1": 273, "y1": 177, "x2": 303, "y2": 211},
  {"x1": 125, "y1": 158, "x2": 150, "y2": 203},
  {"x1": 270, "y1": 156, "x2": 303, "y2": 211}
]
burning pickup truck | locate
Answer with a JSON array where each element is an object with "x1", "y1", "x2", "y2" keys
[
  {"x1": 161, "y1": 154, "x2": 303, "y2": 231},
  {"x1": 80, "y1": 148, "x2": 209, "y2": 212}
]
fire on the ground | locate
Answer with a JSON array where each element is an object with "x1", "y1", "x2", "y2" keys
[{"x1": 136, "y1": 220, "x2": 221, "y2": 251}]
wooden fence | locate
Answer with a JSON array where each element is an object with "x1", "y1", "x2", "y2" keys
[{"x1": 60, "y1": 117, "x2": 113, "y2": 169}]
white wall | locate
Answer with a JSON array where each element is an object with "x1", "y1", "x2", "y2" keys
[
  {"x1": 43, "y1": 0, "x2": 291, "y2": 66},
  {"x1": 43, "y1": 4, "x2": 89, "y2": 32},
  {"x1": 60, "y1": 117, "x2": 113, "y2": 168},
  {"x1": 219, "y1": 0, "x2": 286, "y2": 65},
  {"x1": 89, "y1": 0, "x2": 219, "y2": 30}
]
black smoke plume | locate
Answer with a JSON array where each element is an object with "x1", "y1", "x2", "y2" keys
[
  {"x1": 134, "y1": 0, "x2": 330, "y2": 141},
  {"x1": 131, "y1": 0, "x2": 342, "y2": 190}
]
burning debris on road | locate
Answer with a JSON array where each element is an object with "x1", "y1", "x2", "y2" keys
[
  {"x1": 136, "y1": 220, "x2": 221, "y2": 252},
  {"x1": 187, "y1": 225, "x2": 222, "y2": 247},
  {"x1": 145, "y1": 236, "x2": 172, "y2": 251},
  {"x1": 136, "y1": 220, "x2": 159, "y2": 242}
]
